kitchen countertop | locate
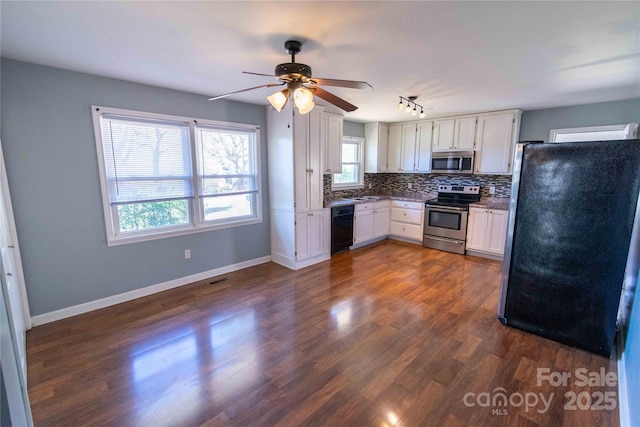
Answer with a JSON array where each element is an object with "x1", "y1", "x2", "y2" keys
[
  {"x1": 470, "y1": 197, "x2": 510, "y2": 210},
  {"x1": 324, "y1": 194, "x2": 433, "y2": 209}
]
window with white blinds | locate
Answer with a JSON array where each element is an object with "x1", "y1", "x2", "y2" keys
[{"x1": 92, "y1": 106, "x2": 261, "y2": 245}]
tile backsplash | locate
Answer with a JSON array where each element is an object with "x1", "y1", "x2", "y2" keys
[{"x1": 324, "y1": 173, "x2": 512, "y2": 200}]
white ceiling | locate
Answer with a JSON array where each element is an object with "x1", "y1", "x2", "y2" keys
[{"x1": 1, "y1": 1, "x2": 638, "y2": 123}]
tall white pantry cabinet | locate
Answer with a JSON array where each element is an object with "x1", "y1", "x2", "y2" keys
[{"x1": 267, "y1": 106, "x2": 331, "y2": 270}]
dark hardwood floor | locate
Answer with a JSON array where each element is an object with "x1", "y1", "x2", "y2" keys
[{"x1": 26, "y1": 241, "x2": 619, "y2": 426}]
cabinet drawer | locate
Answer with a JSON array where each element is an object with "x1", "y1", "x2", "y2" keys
[
  {"x1": 391, "y1": 200, "x2": 423, "y2": 210},
  {"x1": 355, "y1": 203, "x2": 373, "y2": 212},
  {"x1": 389, "y1": 221, "x2": 422, "y2": 240},
  {"x1": 390, "y1": 207, "x2": 422, "y2": 224},
  {"x1": 374, "y1": 200, "x2": 390, "y2": 209}
]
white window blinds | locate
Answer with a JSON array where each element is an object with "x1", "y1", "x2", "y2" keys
[
  {"x1": 195, "y1": 125, "x2": 257, "y2": 198},
  {"x1": 99, "y1": 114, "x2": 193, "y2": 205}
]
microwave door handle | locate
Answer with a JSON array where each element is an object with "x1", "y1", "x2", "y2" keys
[{"x1": 458, "y1": 158, "x2": 463, "y2": 171}]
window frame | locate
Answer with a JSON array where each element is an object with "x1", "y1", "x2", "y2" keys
[
  {"x1": 332, "y1": 136, "x2": 364, "y2": 190},
  {"x1": 92, "y1": 106, "x2": 262, "y2": 246},
  {"x1": 549, "y1": 123, "x2": 638, "y2": 143}
]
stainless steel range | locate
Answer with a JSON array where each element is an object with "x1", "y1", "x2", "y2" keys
[{"x1": 423, "y1": 185, "x2": 481, "y2": 254}]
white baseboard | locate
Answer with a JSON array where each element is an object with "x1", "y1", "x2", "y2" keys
[
  {"x1": 617, "y1": 330, "x2": 630, "y2": 427},
  {"x1": 31, "y1": 255, "x2": 272, "y2": 326}
]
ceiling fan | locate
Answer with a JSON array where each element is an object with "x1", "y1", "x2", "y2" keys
[{"x1": 208, "y1": 40, "x2": 373, "y2": 114}]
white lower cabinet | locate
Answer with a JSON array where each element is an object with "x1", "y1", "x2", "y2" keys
[
  {"x1": 372, "y1": 203, "x2": 390, "y2": 238},
  {"x1": 354, "y1": 201, "x2": 390, "y2": 245},
  {"x1": 295, "y1": 209, "x2": 330, "y2": 262},
  {"x1": 466, "y1": 207, "x2": 508, "y2": 257},
  {"x1": 389, "y1": 200, "x2": 423, "y2": 242}
]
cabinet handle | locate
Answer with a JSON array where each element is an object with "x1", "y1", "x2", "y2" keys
[
  {"x1": 306, "y1": 169, "x2": 314, "y2": 173},
  {"x1": 6, "y1": 272, "x2": 12, "y2": 277},
  {"x1": 308, "y1": 213, "x2": 314, "y2": 217},
  {"x1": 325, "y1": 169, "x2": 331, "y2": 172}
]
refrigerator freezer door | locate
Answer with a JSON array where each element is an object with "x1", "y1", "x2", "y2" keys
[{"x1": 499, "y1": 139, "x2": 640, "y2": 356}]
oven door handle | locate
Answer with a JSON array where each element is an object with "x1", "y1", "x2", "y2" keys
[
  {"x1": 424, "y1": 235, "x2": 465, "y2": 244},
  {"x1": 425, "y1": 204, "x2": 468, "y2": 212}
]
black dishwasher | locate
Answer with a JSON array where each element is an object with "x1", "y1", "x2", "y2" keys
[{"x1": 331, "y1": 205, "x2": 354, "y2": 254}]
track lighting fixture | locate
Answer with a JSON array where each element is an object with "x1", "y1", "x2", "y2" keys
[{"x1": 397, "y1": 96, "x2": 429, "y2": 119}]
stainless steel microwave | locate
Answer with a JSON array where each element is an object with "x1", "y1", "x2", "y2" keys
[{"x1": 431, "y1": 151, "x2": 474, "y2": 174}]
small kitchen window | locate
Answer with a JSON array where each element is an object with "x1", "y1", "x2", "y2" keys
[
  {"x1": 549, "y1": 123, "x2": 638, "y2": 143},
  {"x1": 332, "y1": 137, "x2": 364, "y2": 190},
  {"x1": 92, "y1": 106, "x2": 262, "y2": 246}
]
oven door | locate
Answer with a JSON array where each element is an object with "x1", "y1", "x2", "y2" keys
[{"x1": 424, "y1": 205, "x2": 468, "y2": 240}]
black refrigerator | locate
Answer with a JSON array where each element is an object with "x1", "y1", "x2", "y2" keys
[{"x1": 498, "y1": 139, "x2": 640, "y2": 357}]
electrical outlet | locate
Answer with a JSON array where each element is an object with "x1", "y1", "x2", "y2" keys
[
  {"x1": 368, "y1": 183, "x2": 372, "y2": 189},
  {"x1": 184, "y1": 249, "x2": 191, "y2": 259},
  {"x1": 489, "y1": 186, "x2": 496, "y2": 195},
  {"x1": 408, "y1": 183, "x2": 412, "y2": 190}
]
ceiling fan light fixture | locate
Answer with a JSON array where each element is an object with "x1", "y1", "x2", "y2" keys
[
  {"x1": 293, "y1": 86, "x2": 315, "y2": 114},
  {"x1": 267, "y1": 89, "x2": 290, "y2": 112}
]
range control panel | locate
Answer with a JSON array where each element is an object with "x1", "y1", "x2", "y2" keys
[{"x1": 438, "y1": 185, "x2": 480, "y2": 195}]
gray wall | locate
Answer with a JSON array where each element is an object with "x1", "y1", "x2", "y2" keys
[
  {"x1": 1, "y1": 59, "x2": 270, "y2": 316},
  {"x1": 520, "y1": 98, "x2": 640, "y2": 142},
  {"x1": 343, "y1": 120, "x2": 365, "y2": 138}
]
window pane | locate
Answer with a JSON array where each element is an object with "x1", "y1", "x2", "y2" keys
[
  {"x1": 117, "y1": 199, "x2": 189, "y2": 232},
  {"x1": 342, "y1": 143, "x2": 357, "y2": 163},
  {"x1": 334, "y1": 165, "x2": 358, "y2": 184},
  {"x1": 203, "y1": 194, "x2": 254, "y2": 222},
  {"x1": 197, "y1": 127, "x2": 252, "y2": 175},
  {"x1": 200, "y1": 177, "x2": 256, "y2": 195},
  {"x1": 100, "y1": 116, "x2": 193, "y2": 204}
]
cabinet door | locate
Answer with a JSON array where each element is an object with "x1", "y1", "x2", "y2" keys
[
  {"x1": 466, "y1": 207, "x2": 488, "y2": 251},
  {"x1": 324, "y1": 113, "x2": 343, "y2": 173},
  {"x1": 307, "y1": 110, "x2": 324, "y2": 212},
  {"x1": 295, "y1": 213, "x2": 310, "y2": 260},
  {"x1": 486, "y1": 209, "x2": 508, "y2": 255},
  {"x1": 454, "y1": 116, "x2": 477, "y2": 150},
  {"x1": 415, "y1": 121, "x2": 433, "y2": 172},
  {"x1": 354, "y1": 211, "x2": 374, "y2": 243},
  {"x1": 475, "y1": 112, "x2": 516, "y2": 174},
  {"x1": 401, "y1": 123, "x2": 417, "y2": 172},
  {"x1": 293, "y1": 114, "x2": 308, "y2": 212},
  {"x1": 296, "y1": 210, "x2": 327, "y2": 260},
  {"x1": 377, "y1": 124, "x2": 389, "y2": 172},
  {"x1": 433, "y1": 119, "x2": 454, "y2": 151},
  {"x1": 373, "y1": 208, "x2": 390, "y2": 237},
  {"x1": 307, "y1": 210, "x2": 326, "y2": 257},
  {"x1": 387, "y1": 124, "x2": 403, "y2": 172}
]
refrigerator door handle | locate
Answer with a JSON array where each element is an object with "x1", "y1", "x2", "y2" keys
[{"x1": 497, "y1": 143, "x2": 527, "y2": 319}]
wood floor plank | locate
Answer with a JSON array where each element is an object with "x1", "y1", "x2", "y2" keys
[{"x1": 26, "y1": 241, "x2": 619, "y2": 426}]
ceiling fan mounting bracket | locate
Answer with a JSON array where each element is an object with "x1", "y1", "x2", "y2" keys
[{"x1": 284, "y1": 40, "x2": 302, "y2": 56}]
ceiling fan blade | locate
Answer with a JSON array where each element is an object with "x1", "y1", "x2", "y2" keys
[
  {"x1": 310, "y1": 87, "x2": 358, "y2": 112},
  {"x1": 208, "y1": 83, "x2": 284, "y2": 101},
  {"x1": 243, "y1": 71, "x2": 278, "y2": 78},
  {"x1": 310, "y1": 78, "x2": 373, "y2": 90}
]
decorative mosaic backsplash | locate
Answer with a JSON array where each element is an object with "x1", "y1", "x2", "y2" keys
[{"x1": 324, "y1": 173, "x2": 512, "y2": 200}]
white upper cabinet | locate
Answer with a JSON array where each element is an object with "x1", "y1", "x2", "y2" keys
[
  {"x1": 387, "y1": 124, "x2": 403, "y2": 172},
  {"x1": 415, "y1": 121, "x2": 433, "y2": 172},
  {"x1": 388, "y1": 123, "x2": 420, "y2": 173},
  {"x1": 365, "y1": 122, "x2": 389, "y2": 173},
  {"x1": 323, "y1": 112, "x2": 343, "y2": 174},
  {"x1": 292, "y1": 108, "x2": 324, "y2": 212},
  {"x1": 400, "y1": 123, "x2": 417, "y2": 172},
  {"x1": 475, "y1": 110, "x2": 522, "y2": 175},
  {"x1": 433, "y1": 116, "x2": 477, "y2": 151}
]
